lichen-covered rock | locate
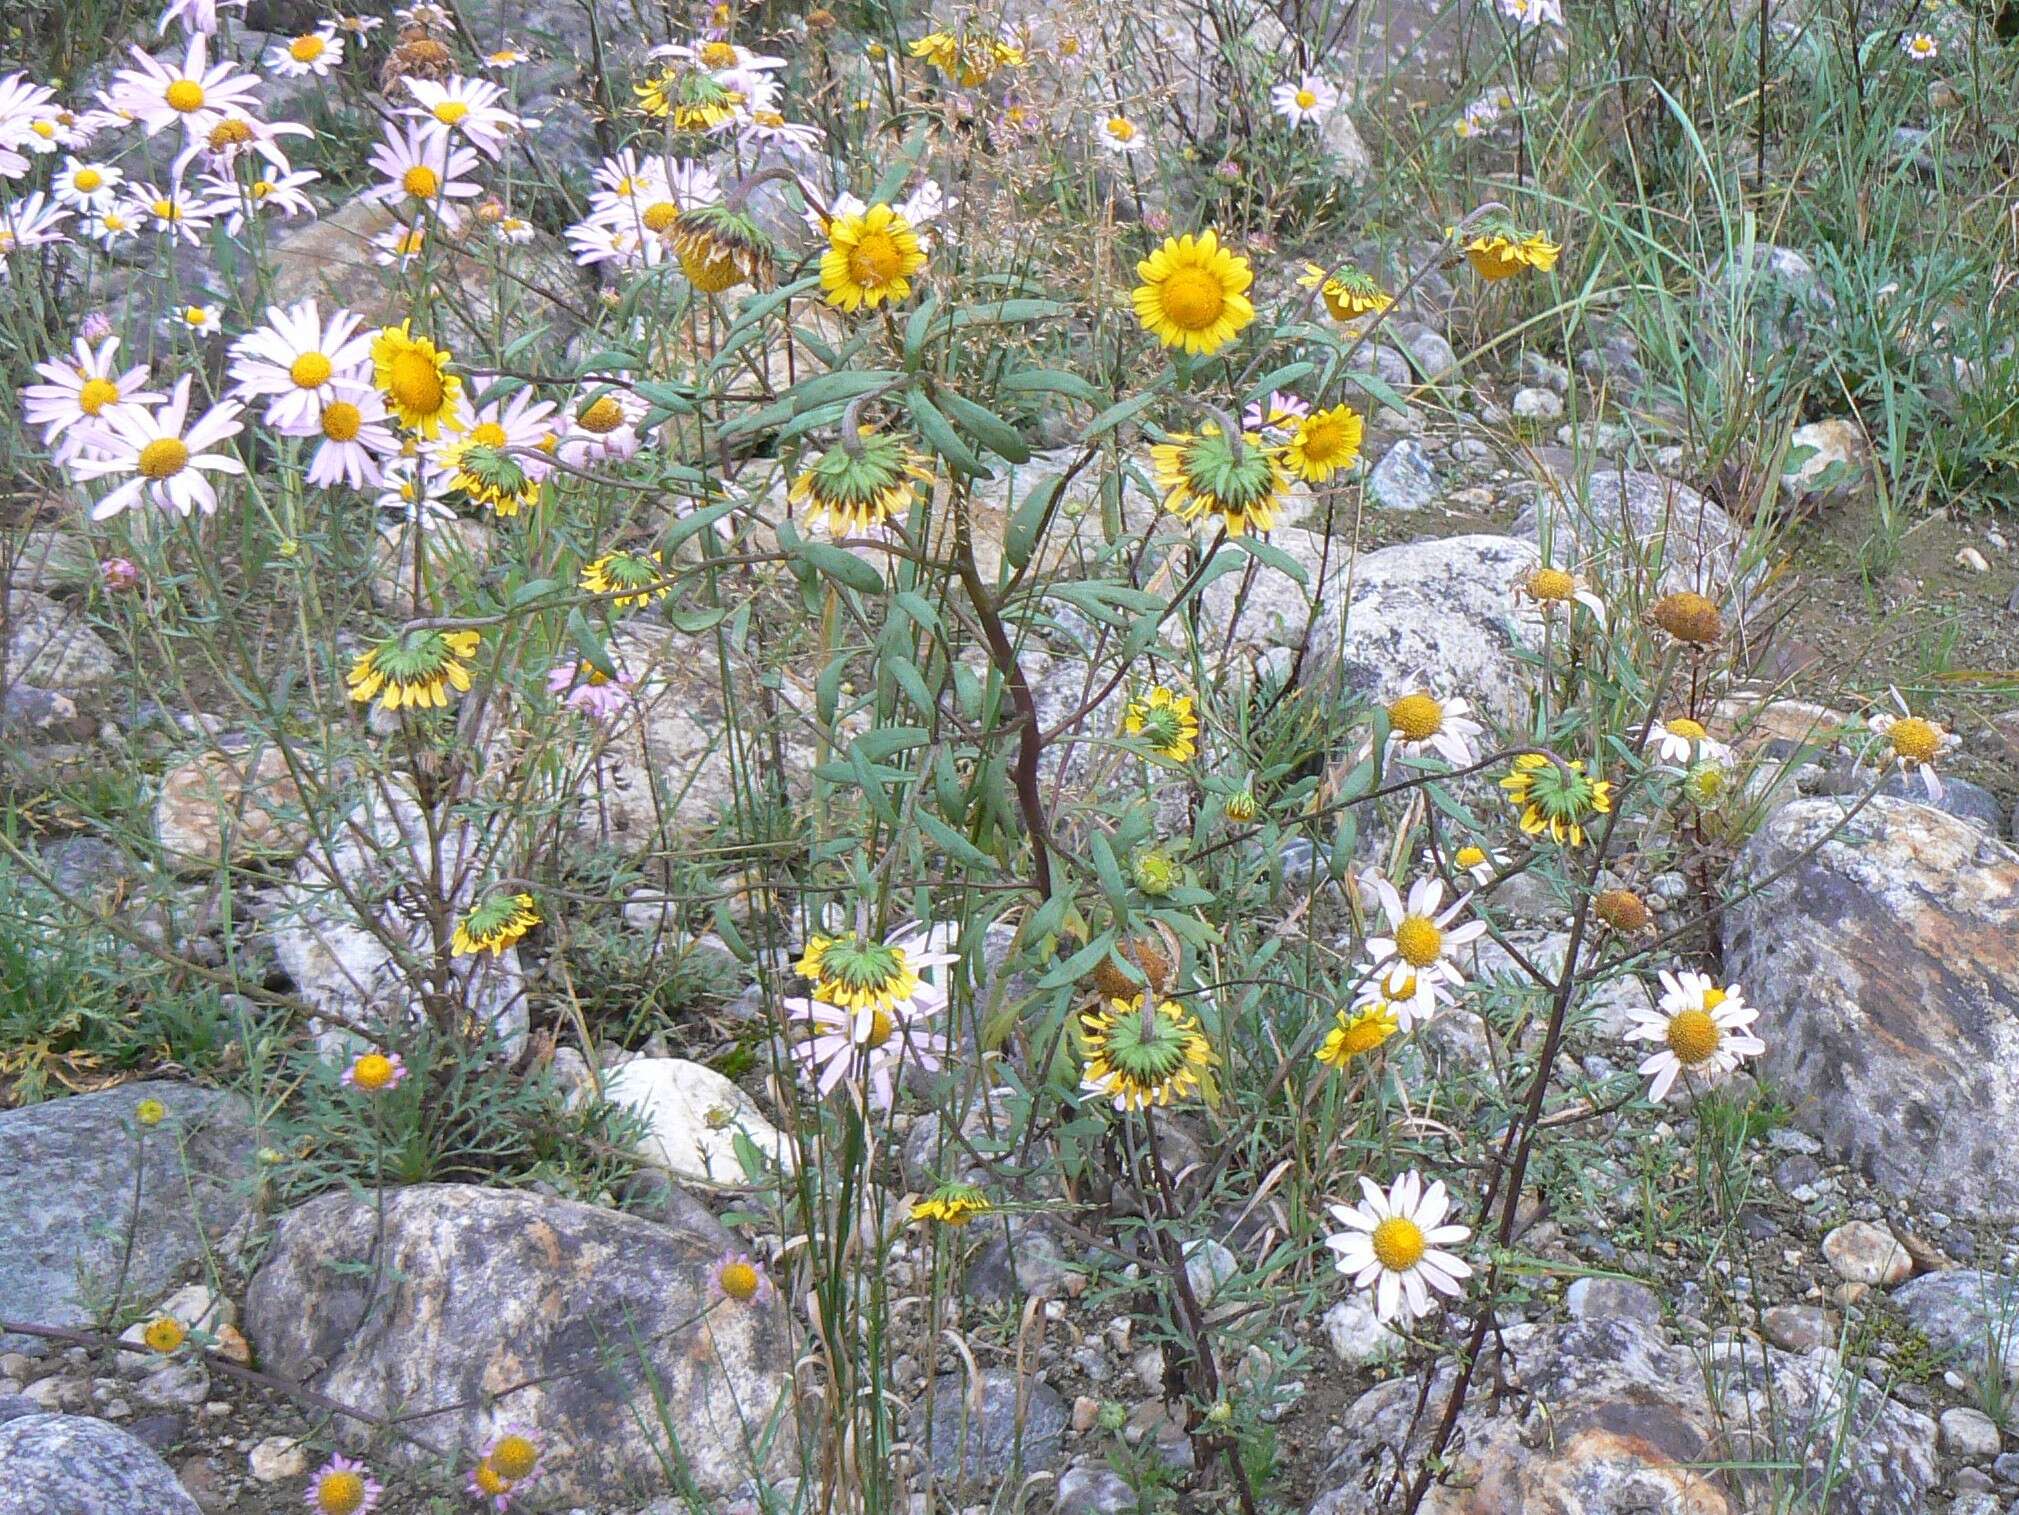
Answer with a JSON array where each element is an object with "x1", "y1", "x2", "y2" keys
[
  {"x1": 1510, "y1": 470, "x2": 1748, "y2": 600},
  {"x1": 154, "y1": 746, "x2": 308, "y2": 873},
  {"x1": 244, "y1": 1184, "x2": 798, "y2": 1504},
  {"x1": 1308, "y1": 1318, "x2": 1935, "y2": 1515},
  {"x1": 1722, "y1": 797, "x2": 2019, "y2": 1218},
  {"x1": 0, "y1": 1413, "x2": 203, "y2": 1515},
  {"x1": 0, "y1": 1081, "x2": 255, "y2": 1354},
  {"x1": 1306, "y1": 534, "x2": 1543, "y2": 726},
  {"x1": 1892, "y1": 1270, "x2": 2019, "y2": 1380},
  {"x1": 3, "y1": 590, "x2": 121, "y2": 693}
]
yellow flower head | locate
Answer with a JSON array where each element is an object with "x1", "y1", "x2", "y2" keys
[
  {"x1": 581, "y1": 548, "x2": 670, "y2": 610},
  {"x1": 1499, "y1": 752, "x2": 1613, "y2": 846},
  {"x1": 451, "y1": 892, "x2": 541, "y2": 957},
  {"x1": 1133, "y1": 230, "x2": 1255, "y2": 355},
  {"x1": 1124, "y1": 684, "x2": 1199, "y2": 761},
  {"x1": 371, "y1": 322, "x2": 463, "y2": 438},
  {"x1": 1282, "y1": 404, "x2": 1364, "y2": 483},
  {"x1": 795, "y1": 932, "x2": 922, "y2": 1015},
  {"x1": 142, "y1": 1316, "x2": 187, "y2": 1353},
  {"x1": 1081, "y1": 993, "x2": 1217, "y2": 1111},
  {"x1": 1457, "y1": 226, "x2": 1561, "y2": 281},
  {"x1": 1298, "y1": 262, "x2": 1393, "y2": 321},
  {"x1": 1316, "y1": 1002, "x2": 1399, "y2": 1069},
  {"x1": 911, "y1": 1181, "x2": 992, "y2": 1225},
  {"x1": 1149, "y1": 423, "x2": 1288, "y2": 537},
  {"x1": 789, "y1": 427, "x2": 934, "y2": 534},
  {"x1": 346, "y1": 628, "x2": 482, "y2": 712},
  {"x1": 820, "y1": 202, "x2": 928, "y2": 312}
]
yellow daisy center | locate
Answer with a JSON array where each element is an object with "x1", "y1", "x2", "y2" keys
[
  {"x1": 1527, "y1": 566, "x2": 1575, "y2": 601},
  {"x1": 290, "y1": 351, "x2": 334, "y2": 389},
  {"x1": 137, "y1": 437, "x2": 190, "y2": 479},
  {"x1": 847, "y1": 229, "x2": 905, "y2": 287},
  {"x1": 1295, "y1": 88, "x2": 1316, "y2": 108},
  {"x1": 316, "y1": 1471, "x2": 367, "y2": 1515},
  {"x1": 30, "y1": 120, "x2": 55, "y2": 138},
  {"x1": 74, "y1": 167, "x2": 103, "y2": 191},
  {"x1": 1336, "y1": 1015, "x2": 1391, "y2": 1059},
  {"x1": 1300, "y1": 416, "x2": 1353, "y2": 463},
  {"x1": 321, "y1": 401, "x2": 363, "y2": 441},
  {"x1": 290, "y1": 34, "x2": 327, "y2": 61},
  {"x1": 1667, "y1": 717, "x2": 1707, "y2": 741},
  {"x1": 577, "y1": 394, "x2": 624, "y2": 433},
  {"x1": 433, "y1": 99, "x2": 471, "y2": 125},
  {"x1": 164, "y1": 79, "x2": 206, "y2": 113},
  {"x1": 252, "y1": 179, "x2": 274, "y2": 197},
  {"x1": 1370, "y1": 1215, "x2": 1427, "y2": 1271},
  {"x1": 1387, "y1": 692, "x2": 1444, "y2": 741},
  {"x1": 1454, "y1": 845, "x2": 1487, "y2": 869},
  {"x1": 77, "y1": 377, "x2": 119, "y2": 414},
  {"x1": 351, "y1": 1052, "x2": 397, "y2": 1090},
  {"x1": 1393, "y1": 915, "x2": 1443, "y2": 968},
  {"x1": 718, "y1": 1260, "x2": 760, "y2": 1302},
  {"x1": 1158, "y1": 266, "x2": 1227, "y2": 330},
  {"x1": 640, "y1": 200, "x2": 679, "y2": 233},
  {"x1": 182, "y1": 305, "x2": 207, "y2": 324},
  {"x1": 387, "y1": 350, "x2": 444, "y2": 414},
  {"x1": 1666, "y1": 1008, "x2": 1720, "y2": 1065},
  {"x1": 1106, "y1": 116, "x2": 1135, "y2": 141},
  {"x1": 151, "y1": 199, "x2": 178, "y2": 219},
  {"x1": 701, "y1": 40, "x2": 738, "y2": 66},
  {"x1": 402, "y1": 164, "x2": 440, "y2": 199},
  {"x1": 469, "y1": 421, "x2": 508, "y2": 448},
  {"x1": 470, "y1": 1463, "x2": 511, "y2": 1497},
  {"x1": 393, "y1": 228, "x2": 426, "y2": 255},
  {"x1": 1888, "y1": 716, "x2": 1940, "y2": 764},
  {"x1": 489, "y1": 1435, "x2": 538, "y2": 1480}
]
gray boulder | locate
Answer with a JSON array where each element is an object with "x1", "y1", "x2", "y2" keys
[
  {"x1": 906, "y1": 1368, "x2": 1067, "y2": 1488},
  {"x1": 0, "y1": 1082, "x2": 254, "y2": 1353},
  {"x1": 3, "y1": 590, "x2": 120, "y2": 693},
  {"x1": 1510, "y1": 469, "x2": 1750, "y2": 600},
  {"x1": 0, "y1": 1413, "x2": 202, "y2": 1515},
  {"x1": 1723, "y1": 797, "x2": 2019, "y2": 1218},
  {"x1": 1892, "y1": 1271, "x2": 2019, "y2": 1382},
  {"x1": 1306, "y1": 533, "x2": 1543, "y2": 727},
  {"x1": 1309, "y1": 1317, "x2": 1934, "y2": 1514},
  {"x1": 244, "y1": 1184, "x2": 798, "y2": 1503}
]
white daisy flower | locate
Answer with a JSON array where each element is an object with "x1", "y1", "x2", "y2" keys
[
  {"x1": 277, "y1": 383, "x2": 398, "y2": 489},
  {"x1": 265, "y1": 28, "x2": 344, "y2": 78},
  {"x1": 374, "y1": 456, "x2": 457, "y2": 523},
  {"x1": 557, "y1": 381, "x2": 648, "y2": 467},
  {"x1": 132, "y1": 179, "x2": 214, "y2": 245},
  {"x1": 1514, "y1": 561, "x2": 1606, "y2": 622},
  {"x1": 403, "y1": 76, "x2": 521, "y2": 160},
  {"x1": 1269, "y1": 73, "x2": 1339, "y2": 128},
  {"x1": 1495, "y1": 0, "x2": 1564, "y2": 26},
  {"x1": 363, "y1": 121, "x2": 482, "y2": 218},
  {"x1": 103, "y1": 37, "x2": 262, "y2": 139},
  {"x1": 1900, "y1": 31, "x2": 1937, "y2": 60},
  {"x1": 565, "y1": 219, "x2": 644, "y2": 268},
  {"x1": 492, "y1": 213, "x2": 535, "y2": 244},
  {"x1": 0, "y1": 190, "x2": 72, "y2": 261},
  {"x1": 1648, "y1": 716, "x2": 1708, "y2": 765},
  {"x1": 51, "y1": 157, "x2": 124, "y2": 212},
  {"x1": 201, "y1": 166, "x2": 320, "y2": 232},
  {"x1": 1325, "y1": 1171, "x2": 1472, "y2": 1324},
  {"x1": 1360, "y1": 873, "x2": 1488, "y2": 1026},
  {"x1": 226, "y1": 298, "x2": 372, "y2": 429},
  {"x1": 1096, "y1": 114, "x2": 1147, "y2": 157},
  {"x1": 739, "y1": 107, "x2": 824, "y2": 154},
  {"x1": 67, "y1": 373, "x2": 245, "y2": 519},
  {"x1": 24, "y1": 337, "x2": 164, "y2": 466},
  {"x1": 1381, "y1": 690, "x2": 1484, "y2": 769},
  {"x1": 1624, "y1": 970, "x2": 1764, "y2": 1102},
  {"x1": 172, "y1": 111, "x2": 310, "y2": 181},
  {"x1": 328, "y1": 13, "x2": 384, "y2": 35},
  {"x1": 172, "y1": 302, "x2": 222, "y2": 334},
  {"x1": 588, "y1": 148, "x2": 671, "y2": 211},
  {"x1": 481, "y1": 45, "x2": 531, "y2": 70},
  {"x1": 371, "y1": 218, "x2": 432, "y2": 266},
  {"x1": 650, "y1": 38, "x2": 789, "y2": 76},
  {"x1": 1435, "y1": 843, "x2": 1503, "y2": 887},
  {"x1": 84, "y1": 204, "x2": 141, "y2": 247},
  {"x1": 1867, "y1": 690, "x2": 1959, "y2": 802},
  {"x1": 0, "y1": 73, "x2": 61, "y2": 179},
  {"x1": 157, "y1": 0, "x2": 246, "y2": 35}
]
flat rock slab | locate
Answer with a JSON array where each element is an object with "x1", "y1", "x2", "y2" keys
[
  {"x1": 1723, "y1": 797, "x2": 2019, "y2": 1218},
  {"x1": 0, "y1": 1412, "x2": 203, "y2": 1515},
  {"x1": 244, "y1": 1183, "x2": 797, "y2": 1504},
  {"x1": 0, "y1": 1082, "x2": 255, "y2": 1353}
]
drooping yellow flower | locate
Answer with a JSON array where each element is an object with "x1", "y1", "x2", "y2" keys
[
  {"x1": 1458, "y1": 228, "x2": 1560, "y2": 280},
  {"x1": 452, "y1": 892, "x2": 541, "y2": 956},
  {"x1": 1080, "y1": 993, "x2": 1218, "y2": 1111},
  {"x1": 581, "y1": 548, "x2": 670, "y2": 610},
  {"x1": 346, "y1": 628, "x2": 482, "y2": 712},
  {"x1": 911, "y1": 1181, "x2": 992, "y2": 1225},
  {"x1": 1315, "y1": 1002, "x2": 1399, "y2": 1069},
  {"x1": 1132, "y1": 230, "x2": 1254, "y2": 355},
  {"x1": 1149, "y1": 424, "x2": 1289, "y2": 536},
  {"x1": 1298, "y1": 262, "x2": 1393, "y2": 321},
  {"x1": 789, "y1": 427, "x2": 934, "y2": 534},
  {"x1": 1124, "y1": 685, "x2": 1199, "y2": 761},
  {"x1": 820, "y1": 202, "x2": 928, "y2": 312},
  {"x1": 1499, "y1": 753, "x2": 1613, "y2": 846},
  {"x1": 1282, "y1": 404, "x2": 1364, "y2": 483},
  {"x1": 371, "y1": 323, "x2": 463, "y2": 438}
]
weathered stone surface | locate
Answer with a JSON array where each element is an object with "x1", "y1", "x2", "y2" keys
[
  {"x1": 1822, "y1": 1221, "x2": 1912, "y2": 1287},
  {"x1": 0, "y1": 1082, "x2": 254, "y2": 1354},
  {"x1": 1322, "y1": 1296, "x2": 1404, "y2": 1365},
  {"x1": 1309, "y1": 1318, "x2": 1935, "y2": 1515},
  {"x1": 270, "y1": 780, "x2": 526, "y2": 1052},
  {"x1": 1196, "y1": 527, "x2": 1342, "y2": 652},
  {"x1": 154, "y1": 746, "x2": 309, "y2": 873},
  {"x1": 1892, "y1": 1270, "x2": 2019, "y2": 1381},
  {"x1": 1306, "y1": 534, "x2": 1543, "y2": 727},
  {"x1": 1564, "y1": 1276, "x2": 1662, "y2": 1324},
  {"x1": 906, "y1": 1368, "x2": 1067, "y2": 1488},
  {"x1": 0, "y1": 1412, "x2": 202, "y2": 1515},
  {"x1": 1365, "y1": 438, "x2": 1440, "y2": 512},
  {"x1": 3, "y1": 590, "x2": 120, "y2": 692},
  {"x1": 1939, "y1": 1406, "x2": 2003, "y2": 1458},
  {"x1": 1510, "y1": 470, "x2": 1748, "y2": 600},
  {"x1": 1783, "y1": 418, "x2": 1874, "y2": 510},
  {"x1": 601, "y1": 1057, "x2": 793, "y2": 1184},
  {"x1": 963, "y1": 1216, "x2": 1078, "y2": 1305},
  {"x1": 1723, "y1": 797, "x2": 2019, "y2": 1218},
  {"x1": 1761, "y1": 1304, "x2": 1834, "y2": 1353},
  {"x1": 244, "y1": 1184, "x2": 798, "y2": 1503},
  {"x1": 1056, "y1": 1463, "x2": 1137, "y2": 1515}
]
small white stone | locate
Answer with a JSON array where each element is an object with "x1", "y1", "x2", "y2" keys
[
  {"x1": 1940, "y1": 1406, "x2": 2003, "y2": 1459},
  {"x1": 1512, "y1": 387, "x2": 1564, "y2": 422},
  {"x1": 1956, "y1": 546, "x2": 1990, "y2": 572},
  {"x1": 600, "y1": 1057, "x2": 795, "y2": 1183},
  {"x1": 1322, "y1": 1296, "x2": 1404, "y2": 1365},
  {"x1": 1822, "y1": 1220, "x2": 1912, "y2": 1287},
  {"x1": 248, "y1": 1435, "x2": 310, "y2": 1482}
]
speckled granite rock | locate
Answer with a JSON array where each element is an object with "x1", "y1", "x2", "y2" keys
[
  {"x1": 0, "y1": 1082, "x2": 255, "y2": 1354},
  {"x1": 244, "y1": 1184, "x2": 798, "y2": 1503},
  {"x1": 1723, "y1": 797, "x2": 2019, "y2": 1218},
  {"x1": 1892, "y1": 1270, "x2": 2019, "y2": 1381},
  {"x1": 1509, "y1": 470, "x2": 1750, "y2": 600},
  {"x1": 1308, "y1": 1318, "x2": 1935, "y2": 1514},
  {"x1": 1306, "y1": 534, "x2": 1543, "y2": 726},
  {"x1": 0, "y1": 1413, "x2": 202, "y2": 1514}
]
